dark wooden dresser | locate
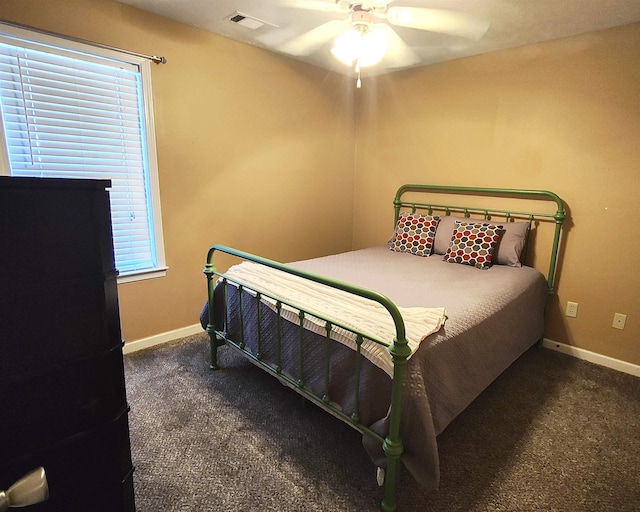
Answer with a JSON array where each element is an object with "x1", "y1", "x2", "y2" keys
[{"x1": 0, "y1": 176, "x2": 135, "y2": 511}]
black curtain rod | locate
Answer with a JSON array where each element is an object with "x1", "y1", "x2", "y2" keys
[{"x1": 0, "y1": 19, "x2": 166, "y2": 64}]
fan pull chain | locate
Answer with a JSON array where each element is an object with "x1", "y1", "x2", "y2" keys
[{"x1": 355, "y1": 61, "x2": 362, "y2": 89}]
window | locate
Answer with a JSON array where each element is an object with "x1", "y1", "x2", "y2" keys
[{"x1": 0, "y1": 25, "x2": 166, "y2": 282}]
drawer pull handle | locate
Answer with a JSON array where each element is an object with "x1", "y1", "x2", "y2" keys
[{"x1": 0, "y1": 467, "x2": 48, "y2": 511}]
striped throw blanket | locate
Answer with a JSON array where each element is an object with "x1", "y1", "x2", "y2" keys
[{"x1": 224, "y1": 262, "x2": 446, "y2": 376}]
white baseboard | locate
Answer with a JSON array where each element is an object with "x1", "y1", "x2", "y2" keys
[
  {"x1": 542, "y1": 339, "x2": 640, "y2": 378},
  {"x1": 122, "y1": 324, "x2": 204, "y2": 355}
]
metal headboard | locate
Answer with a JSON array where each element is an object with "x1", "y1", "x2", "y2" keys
[{"x1": 393, "y1": 184, "x2": 566, "y2": 299}]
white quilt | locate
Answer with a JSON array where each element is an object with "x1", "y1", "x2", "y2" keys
[{"x1": 224, "y1": 261, "x2": 447, "y2": 376}]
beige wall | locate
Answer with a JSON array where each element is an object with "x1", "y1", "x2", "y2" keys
[
  {"x1": 2, "y1": 1, "x2": 637, "y2": 367},
  {"x1": 355, "y1": 23, "x2": 640, "y2": 365},
  {"x1": 0, "y1": 0, "x2": 356, "y2": 342}
]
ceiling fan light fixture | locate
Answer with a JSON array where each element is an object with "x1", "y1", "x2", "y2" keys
[
  {"x1": 331, "y1": 28, "x2": 361, "y2": 66},
  {"x1": 331, "y1": 26, "x2": 387, "y2": 68},
  {"x1": 359, "y1": 29, "x2": 387, "y2": 66}
]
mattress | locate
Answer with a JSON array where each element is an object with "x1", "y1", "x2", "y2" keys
[{"x1": 201, "y1": 245, "x2": 548, "y2": 489}]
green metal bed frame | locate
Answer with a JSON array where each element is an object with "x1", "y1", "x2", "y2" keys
[{"x1": 203, "y1": 184, "x2": 565, "y2": 512}]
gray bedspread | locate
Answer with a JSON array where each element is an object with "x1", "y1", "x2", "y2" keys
[{"x1": 201, "y1": 246, "x2": 548, "y2": 489}]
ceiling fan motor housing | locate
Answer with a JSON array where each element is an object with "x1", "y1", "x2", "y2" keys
[{"x1": 351, "y1": 7, "x2": 373, "y2": 32}]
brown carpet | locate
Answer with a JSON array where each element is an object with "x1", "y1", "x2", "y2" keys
[{"x1": 124, "y1": 333, "x2": 640, "y2": 511}]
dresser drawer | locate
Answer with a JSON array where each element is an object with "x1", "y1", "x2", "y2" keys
[
  {"x1": 1, "y1": 342, "x2": 128, "y2": 462},
  {"x1": 0, "y1": 275, "x2": 121, "y2": 376},
  {"x1": 0, "y1": 178, "x2": 115, "y2": 286},
  {"x1": 0, "y1": 408, "x2": 134, "y2": 512}
]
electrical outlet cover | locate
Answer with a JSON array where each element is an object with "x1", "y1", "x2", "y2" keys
[
  {"x1": 566, "y1": 301, "x2": 578, "y2": 318},
  {"x1": 613, "y1": 313, "x2": 626, "y2": 330}
]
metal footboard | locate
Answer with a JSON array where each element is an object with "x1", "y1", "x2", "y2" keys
[{"x1": 204, "y1": 244, "x2": 409, "y2": 512}]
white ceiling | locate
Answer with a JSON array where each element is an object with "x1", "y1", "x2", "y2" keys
[{"x1": 116, "y1": 0, "x2": 640, "y2": 76}]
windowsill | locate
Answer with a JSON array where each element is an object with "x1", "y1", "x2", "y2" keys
[{"x1": 117, "y1": 266, "x2": 168, "y2": 284}]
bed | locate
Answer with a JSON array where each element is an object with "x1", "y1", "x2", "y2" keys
[{"x1": 200, "y1": 184, "x2": 566, "y2": 511}]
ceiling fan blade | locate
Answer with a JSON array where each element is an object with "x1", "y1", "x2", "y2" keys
[
  {"x1": 278, "y1": 19, "x2": 349, "y2": 56},
  {"x1": 386, "y1": 7, "x2": 490, "y2": 41},
  {"x1": 374, "y1": 24, "x2": 420, "y2": 69}
]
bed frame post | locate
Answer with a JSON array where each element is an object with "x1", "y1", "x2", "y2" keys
[
  {"x1": 204, "y1": 251, "x2": 220, "y2": 371},
  {"x1": 381, "y1": 335, "x2": 411, "y2": 512},
  {"x1": 545, "y1": 207, "x2": 566, "y2": 312}
]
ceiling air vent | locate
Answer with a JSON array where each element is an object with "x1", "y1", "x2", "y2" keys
[{"x1": 226, "y1": 12, "x2": 276, "y2": 30}]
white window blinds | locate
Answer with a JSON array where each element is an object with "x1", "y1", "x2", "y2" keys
[{"x1": 0, "y1": 34, "x2": 164, "y2": 277}]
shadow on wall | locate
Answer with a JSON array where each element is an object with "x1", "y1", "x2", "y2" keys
[{"x1": 544, "y1": 202, "x2": 574, "y2": 345}]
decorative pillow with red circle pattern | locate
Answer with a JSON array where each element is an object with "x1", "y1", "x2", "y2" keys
[
  {"x1": 389, "y1": 213, "x2": 440, "y2": 257},
  {"x1": 443, "y1": 221, "x2": 504, "y2": 269}
]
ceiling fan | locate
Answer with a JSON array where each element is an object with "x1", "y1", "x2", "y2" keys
[{"x1": 278, "y1": 0, "x2": 490, "y2": 73}]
